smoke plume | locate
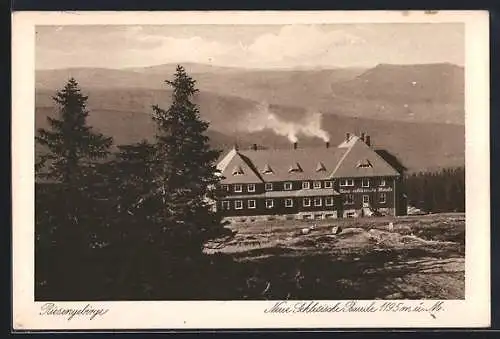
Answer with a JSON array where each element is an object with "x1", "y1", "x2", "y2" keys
[{"x1": 242, "y1": 102, "x2": 330, "y2": 143}]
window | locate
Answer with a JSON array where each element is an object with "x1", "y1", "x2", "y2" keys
[
  {"x1": 221, "y1": 201, "x2": 230, "y2": 210},
  {"x1": 363, "y1": 195, "x2": 370, "y2": 204},
  {"x1": 303, "y1": 214, "x2": 312, "y2": 220},
  {"x1": 362, "y1": 179, "x2": 370, "y2": 187},
  {"x1": 340, "y1": 179, "x2": 354, "y2": 187},
  {"x1": 232, "y1": 165, "x2": 244, "y2": 175},
  {"x1": 289, "y1": 163, "x2": 303, "y2": 173},
  {"x1": 324, "y1": 181, "x2": 333, "y2": 189},
  {"x1": 234, "y1": 184, "x2": 242, "y2": 193},
  {"x1": 379, "y1": 179, "x2": 386, "y2": 187},
  {"x1": 265, "y1": 199, "x2": 274, "y2": 209},
  {"x1": 316, "y1": 162, "x2": 326, "y2": 172},
  {"x1": 313, "y1": 181, "x2": 322, "y2": 189},
  {"x1": 262, "y1": 164, "x2": 273, "y2": 174},
  {"x1": 285, "y1": 198, "x2": 293, "y2": 207},
  {"x1": 325, "y1": 197, "x2": 334, "y2": 206},
  {"x1": 344, "y1": 194, "x2": 354, "y2": 205},
  {"x1": 247, "y1": 184, "x2": 255, "y2": 192},
  {"x1": 314, "y1": 197, "x2": 322, "y2": 207},
  {"x1": 265, "y1": 183, "x2": 273, "y2": 191},
  {"x1": 346, "y1": 211, "x2": 356, "y2": 218},
  {"x1": 235, "y1": 200, "x2": 243, "y2": 209},
  {"x1": 379, "y1": 193, "x2": 387, "y2": 204},
  {"x1": 303, "y1": 198, "x2": 311, "y2": 207},
  {"x1": 248, "y1": 199, "x2": 256, "y2": 209},
  {"x1": 302, "y1": 181, "x2": 310, "y2": 189},
  {"x1": 357, "y1": 159, "x2": 373, "y2": 168},
  {"x1": 284, "y1": 182, "x2": 293, "y2": 190},
  {"x1": 221, "y1": 184, "x2": 229, "y2": 192}
]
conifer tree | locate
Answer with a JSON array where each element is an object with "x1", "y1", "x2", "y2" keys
[
  {"x1": 144, "y1": 65, "x2": 225, "y2": 256},
  {"x1": 35, "y1": 78, "x2": 113, "y2": 298},
  {"x1": 35, "y1": 78, "x2": 113, "y2": 185}
]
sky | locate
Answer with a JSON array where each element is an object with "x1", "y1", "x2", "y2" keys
[{"x1": 35, "y1": 23, "x2": 464, "y2": 70}]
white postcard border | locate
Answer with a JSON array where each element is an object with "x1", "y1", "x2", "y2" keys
[{"x1": 12, "y1": 10, "x2": 490, "y2": 330}]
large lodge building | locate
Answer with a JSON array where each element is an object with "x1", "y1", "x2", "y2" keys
[{"x1": 214, "y1": 132, "x2": 407, "y2": 223}]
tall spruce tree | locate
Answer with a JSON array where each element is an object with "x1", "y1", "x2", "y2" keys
[
  {"x1": 35, "y1": 78, "x2": 113, "y2": 185},
  {"x1": 35, "y1": 78, "x2": 113, "y2": 298},
  {"x1": 147, "y1": 65, "x2": 225, "y2": 255}
]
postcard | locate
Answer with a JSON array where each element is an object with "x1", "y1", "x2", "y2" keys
[{"x1": 12, "y1": 10, "x2": 490, "y2": 330}]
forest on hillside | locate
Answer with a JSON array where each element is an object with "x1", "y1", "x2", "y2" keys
[{"x1": 405, "y1": 167, "x2": 465, "y2": 213}]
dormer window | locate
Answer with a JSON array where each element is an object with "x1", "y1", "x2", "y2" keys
[
  {"x1": 262, "y1": 164, "x2": 274, "y2": 174},
  {"x1": 357, "y1": 159, "x2": 373, "y2": 168},
  {"x1": 232, "y1": 165, "x2": 244, "y2": 175},
  {"x1": 316, "y1": 162, "x2": 326, "y2": 172},
  {"x1": 289, "y1": 162, "x2": 303, "y2": 173}
]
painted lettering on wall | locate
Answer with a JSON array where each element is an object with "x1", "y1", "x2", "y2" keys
[{"x1": 339, "y1": 187, "x2": 393, "y2": 194}]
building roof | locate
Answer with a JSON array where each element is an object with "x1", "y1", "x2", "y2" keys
[
  {"x1": 217, "y1": 133, "x2": 401, "y2": 184},
  {"x1": 218, "y1": 147, "x2": 347, "y2": 183},
  {"x1": 330, "y1": 136, "x2": 400, "y2": 178}
]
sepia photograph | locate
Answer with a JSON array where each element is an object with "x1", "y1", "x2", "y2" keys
[{"x1": 12, "y1": 11, "x2": 490, "y2": 330}]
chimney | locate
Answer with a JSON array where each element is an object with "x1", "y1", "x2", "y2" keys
[
  {"x1": 365, "y1": 135, "x2": 371, "y2": 146},
  {"x1": 325, "y1": 141, "x2": 330, "y2": 149},
  {"x1": 252, "y1": 143, "x2": 257, "y2": 151},
  {"x1": 360, "y1": 132, "x2": 365, "y2": 142},
  {"x1": 233, "y1": 143, "x2": 239, "y2": 151},
  {"x1": 346, "y1": 133, "x2": 350, "y2": 141},
  {"x1": 293, "y1": 142, "x2": 298, "y2": 150}
]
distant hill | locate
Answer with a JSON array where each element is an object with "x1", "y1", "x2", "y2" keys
[
  {"x1": 326, "y1": 63, "x2": 464, "y2": 124},
  {"x1": 36, "y1": 92, "x2": 464, "y2": 173},
  {"x1": 36, "y1": 62, "x2": 464, "y2": 125}
]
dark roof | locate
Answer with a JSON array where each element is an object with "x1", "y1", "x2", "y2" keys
[{"x1": 217, "y1": 134, "x2": 401, "y2": 183}]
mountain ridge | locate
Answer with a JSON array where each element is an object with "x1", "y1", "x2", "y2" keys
[{"x1": 35, "y1": 62, "x2": 465, "y2": 172}]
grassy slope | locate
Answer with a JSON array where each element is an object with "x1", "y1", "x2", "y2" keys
[{"x1": 203, "y1": 213, "x2": 465, "y2": 300}]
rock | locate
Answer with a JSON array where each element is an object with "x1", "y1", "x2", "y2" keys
[
  {"x1": 338, "y1": 227, "x2": 364, "y2": 235},
  {"x1": 300, "y1": 228, "x2": 311, "y2": 235},
  {"x1": 386, "y1": 292, "x2": 404, "y2": 299},
  {"x1": 331, "y1": 226, "x2": 342, "y2": 234}
]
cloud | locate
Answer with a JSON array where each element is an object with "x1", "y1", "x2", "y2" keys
[
  {"x1": 35, "y1": 24, "x2": 463, "y2": 69},
  {"x1": 121, "y1": 28, "x2": 236, "y2": 66},
  {"x1": 120, "y1": 25, "x2": 366, "y2": 68},
  {"x1": 247, "y1": 25, "x2": 365, "y2": 65}
]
